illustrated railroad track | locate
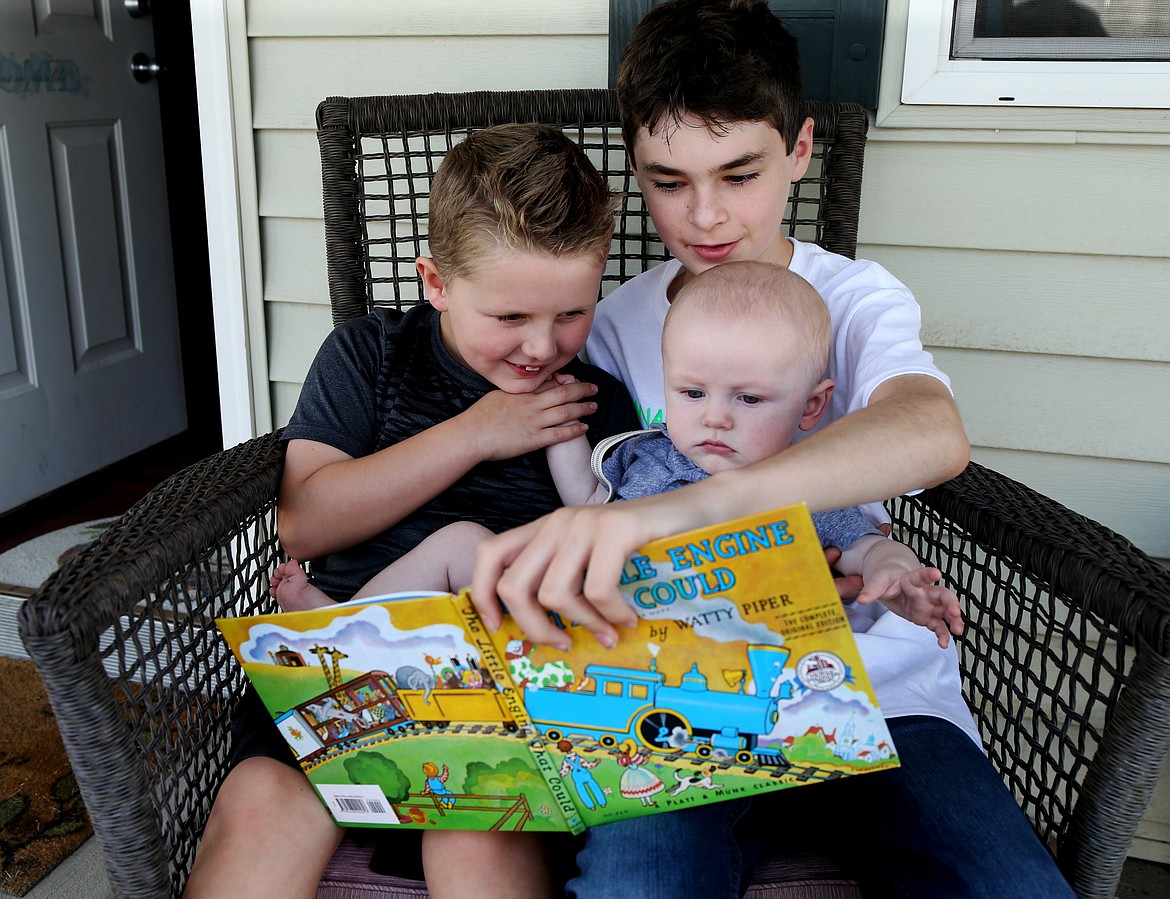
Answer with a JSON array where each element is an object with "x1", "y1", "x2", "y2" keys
[{"x1": 533, "y1": 732, "x2": 848, "y2": 784}]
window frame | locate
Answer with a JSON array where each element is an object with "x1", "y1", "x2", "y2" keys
[
  {"x1": 901, "y1": 0, "x2": 1170, "y2": 109},
  {"x1": 609, "y1": 0, "x2": 887, "y2": 107}
]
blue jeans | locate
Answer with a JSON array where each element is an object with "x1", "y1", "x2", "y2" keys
[{"x1": 564, "y1": 716, "x2": 1075, "y2": 899}]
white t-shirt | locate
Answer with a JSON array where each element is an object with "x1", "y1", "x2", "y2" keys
[
  {"x1": 585, "y1": 238, "x2": 980, "y2": 744},
  {"x1": 587, "y1": 239, "x2": 950, "y2": 431}
]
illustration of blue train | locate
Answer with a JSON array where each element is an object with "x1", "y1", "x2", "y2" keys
[{"x1": 524, "y1": 644, "x2": 792, "y2": 765}]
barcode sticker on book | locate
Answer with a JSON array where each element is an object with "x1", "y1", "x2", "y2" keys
[{"x1": 316, "y1": 784, "x2": 398, "y2": 825}]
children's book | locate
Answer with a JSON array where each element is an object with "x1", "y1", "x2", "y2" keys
[{"x1": 217, "y1": 503, "x2": 898, "y2": 834}]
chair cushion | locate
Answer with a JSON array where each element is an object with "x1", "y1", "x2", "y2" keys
[
  {"x1": 318, "y1": 832, "x2": 861, "y2": 899},
  {"x1": 319, "y1": 835, "x2": 427, "y2": 899}
]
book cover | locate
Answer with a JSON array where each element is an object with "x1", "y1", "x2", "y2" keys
[{"x1": 216, "y1": 503, "x2": 899, "y2": 833}]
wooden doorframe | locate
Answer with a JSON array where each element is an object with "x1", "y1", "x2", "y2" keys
[{"x1": 191, "y1": 0, "x2": 271, "y2": 448}]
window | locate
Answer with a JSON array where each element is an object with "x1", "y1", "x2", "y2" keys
[
  {"x1": 610, "y1": 0, "x2": 887, "y2": 107},
  {"x1": 902, "y1": 0, "x2": 1170, "y2": 107}
]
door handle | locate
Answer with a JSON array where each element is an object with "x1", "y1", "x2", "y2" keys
[{"x1": 130, "y1": 53, "x2": 161, "y2": 83}]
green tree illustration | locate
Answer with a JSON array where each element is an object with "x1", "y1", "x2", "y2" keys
[
  {"x1": 344, "y1": 751, "x2": 412, "y2": 803},
  {"x1": 463, "y1": 758, "x2": 544, "y2": 795}
]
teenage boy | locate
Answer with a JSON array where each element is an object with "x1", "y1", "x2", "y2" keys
[
  {"x1": 473, "y1": 0, "x2": 968, "y2": 650},
  {"x1": 471, "y1": 2, "x2": 1074, "y2": 896},
  {"x1": 185, "y1": 123, "x2": 639, "y2": 899}
]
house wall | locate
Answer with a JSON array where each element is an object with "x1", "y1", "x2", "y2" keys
[
  {"x1": 247, "y1": 0, "x2": 1168, "y2": 570},
  {"x1": 870, "y1": 4, "x2": 1170, "y2": 859},
  {"x1": 864, "y1": 62, "x2": 1170, "y2": 577},
  {"x1": 242, "y1": 0, "x2": 1167, "y2": 861},
  {"x1": 248, "y1": 0, "x2": 611, "y2": 434}
]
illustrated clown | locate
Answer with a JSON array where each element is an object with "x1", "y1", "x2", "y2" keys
[{"x1": 557, "y1": 740, "x2": 606, "y2": 810}]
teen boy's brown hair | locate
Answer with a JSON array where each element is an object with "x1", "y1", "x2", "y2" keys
[
  {"x1": 427, "y1": 123, "x2": 617, "y2": 283},
  {"x1": 616, "y1": 0, "x2": 806, "y2": 159}
]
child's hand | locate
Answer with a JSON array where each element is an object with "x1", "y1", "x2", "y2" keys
[
  {"x1": 470, "y1": 493, "x2": 685, "y2": 649},
  {"x1": 857, "y1": 566, "x2": 963, "y2": 649},
  {"x1": 461, "y1": 378, "x2": 598, "y2": 460}
]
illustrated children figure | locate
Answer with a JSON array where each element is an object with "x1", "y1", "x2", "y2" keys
[
  {"x1": 615, "y1": 739, "x2": 666, "y2": 807},
  {"x1": 421, "y1": 762, "x2": 456, "y2": 809},
  {"x1": 470, "y1": 2, "x2": 1077, "y2": 897},
  {"x1": 185, "y1": 123, "x2": 638, "y2": 899}
]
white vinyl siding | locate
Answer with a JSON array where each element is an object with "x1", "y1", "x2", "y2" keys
[
  {"x1": 874, "y1": 3, "x2": 1170, "y2": 858},
  {"x1": 246, "y1": 0, "x2": 608, "y2": 425},
  {"x1": 246, "y1": 0, "x2": 1169, "y2": 571},
  {"x1": 858, "y1": 138, "x2": 1170, "y2": 560}
]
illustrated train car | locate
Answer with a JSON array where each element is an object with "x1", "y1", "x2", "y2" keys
[
  {"x1": 523, "y1": 644, "x2": 790, "y2": 765},
  {"x1": 273, "y1": 669, "x2": 517, "y2": 764},
  {"x1": 397, "y1": 687, "x2": 514, "y2": 728}
]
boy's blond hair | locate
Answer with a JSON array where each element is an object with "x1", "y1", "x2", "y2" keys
[
  {"x1": 427, "y1": 123, "x2": 618, "y2": 283},
  {"x1": 664, "y1": 261, "x2": 830, "y2": 387}
]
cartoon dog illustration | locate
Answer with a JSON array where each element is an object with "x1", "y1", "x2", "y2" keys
[{"x1": 669, "y1": 766, "x2": 722, "y2": 797}]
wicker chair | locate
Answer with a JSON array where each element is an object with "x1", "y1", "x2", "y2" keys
[{"x1": 19, "y1": 89, "x2": 1170, "y2": 899}]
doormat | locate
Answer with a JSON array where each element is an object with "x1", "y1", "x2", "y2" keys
[
  {"x1": 0, "y1": 656, "x2": 92, "y2": 896},
  {"x1": 0, "y1": 519, "x2": 116, "y2": 599}
]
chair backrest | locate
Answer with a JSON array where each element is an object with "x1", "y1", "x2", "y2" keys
[{"x1": 316, "y1": 90, "x2": 868, "y2": 326}]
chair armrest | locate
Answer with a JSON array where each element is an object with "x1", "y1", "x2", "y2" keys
[
  {"x1": 888, "y1": 461, "x2": 1170, "y2": 899},
  {"x1": 18, "y1": 431, "x2": 287, "y2": 898}
]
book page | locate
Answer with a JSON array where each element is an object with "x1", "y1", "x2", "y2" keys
[{"x1": 484, "y1": 504, "x2": 898, "y2": 828}]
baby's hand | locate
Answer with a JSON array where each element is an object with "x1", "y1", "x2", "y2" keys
[
  {"x1": 857, "y1": 567, "x2": 963, "y2": 649},
  {"x1": 823, "y1": 546, "x2": 863, "y2": 601},
  {"x1": 543, "y1": 372, "x2": 590, "y2": 426}
]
